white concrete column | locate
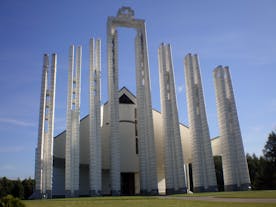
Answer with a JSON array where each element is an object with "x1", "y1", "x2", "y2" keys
[
  {"x1": 169, "y1": 49, "x2": 186, "y2": 194},
  {"x1": 95, "y1": 40, "x2": 102, "y2": 194},
  {"x1": 34, "y1": 53, "x2": 57, "y2": 199},
  {"x1": 214, "y1": 66, "x2": 234, "y2": 190},
  {"x1": 214, "y1": 66, "x2": 250, "y2": 191},
  {"x1": 158, "y1": 43, "x2": 186, "y2": 194},
  {"x1": 135, "y1": 26, "x2": 158, "y2": 195},
  {"x1": 193, "y1": 55, "x2": 217, "y2": 190},
  {"x1": 74, "y1": 46, "x2": 81, "y2": 194},
  {"x1": 34, "y1": 54, "x2": 48, "y2": 198},
  {"x1": 184, "y1": 54, "x2": 217, "y2": 192},
  {"x1": 65, "y1": 46, "x2": 74, "y2": 197},
  {"x1": 158, "y1": 44, "x2": 174, "y2": 193},
  {"x1": 135, "y1": 33, "x2": 147, "y2": 194},
  {"x1": 89, "y1": 38, "x2": 102, "y2": 196},
  {"x1": 65, "y1": 45, "x2": 82, "y2": 197},
  {"x1": 107, "y1": 21, "x2": 121, "y2": 195},
  {"x1": 45, "y1": 53, "x2": 57, "y2": 197}
]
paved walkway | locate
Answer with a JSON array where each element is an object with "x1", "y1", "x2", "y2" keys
[{"x1": 158, "y1": 196, "x2": 276, "y2": 203}]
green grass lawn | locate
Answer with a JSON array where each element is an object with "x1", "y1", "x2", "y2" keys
[
  {"x1": 23, "y1": 191, "x2": 276, "y2": 207},
  {"x1": 23, "y1": 198, "x2": 276, "y2": 207},
  {"x1": 172, "y1": 190, "x2": 276, "y2": 198}
]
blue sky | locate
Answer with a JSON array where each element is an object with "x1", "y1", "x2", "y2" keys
[{"x1": 0, "y1": 0, "x2": 276, "y2": 179}]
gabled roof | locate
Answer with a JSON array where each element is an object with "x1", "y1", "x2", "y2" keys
[
  {"x1": 118, "y1": 87, "x2": 136, "y2": 105},
  {"x1": 103, "y1": 87, "x2": 136, "y2": 106}
]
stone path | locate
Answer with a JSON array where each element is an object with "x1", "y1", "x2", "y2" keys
[{"x1": 158, "y1": 196, "x2": 276, "y2": 203}]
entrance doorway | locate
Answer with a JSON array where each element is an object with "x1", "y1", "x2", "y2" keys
[{"x1": 121, "y1": 173, "x2": 135, "y2": 195}]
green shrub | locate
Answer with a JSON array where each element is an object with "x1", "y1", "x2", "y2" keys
[{"x1": 0, "y1": 195, "x2": 25, "y2": 207}]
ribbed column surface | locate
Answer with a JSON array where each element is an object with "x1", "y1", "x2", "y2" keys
[
  {"x1": 184, "y1": 54, "x2": 217, "y2": 192},
  {"x1": 89, "y1": 38, "x2": 102, "y2": 195},
  {"x1": 107, "y1": 21, "x2": 121, "y2": 195},
  {"x1": 158, "y1": 43, "x2": 186, "y2": 194},
  {"x1": 135, "y1": 27, "x2": 158, "y2": 194},
  {"x1": 34, "y1": 53, "x2": 57, "y2": 199},
  {"x1": 214, "y1": 66, "x2": 250, "y2": 191},
  {"x1": 65, "y1": 45, "x2": 82, "y2": 197}
]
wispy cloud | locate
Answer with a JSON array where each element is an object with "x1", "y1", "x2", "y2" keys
[
  {"x1": 177, "y1": 85, "x2": 185, "y2": 93},
  {"x1": 0, "y1": 164, "x2": 16, "y2": 170},
  {"x1": 0, "y1": 118, "x2": 35, "y2": 127},
  {"x1": 0, "y1": 146, "x2": 26, "y2": 153}
]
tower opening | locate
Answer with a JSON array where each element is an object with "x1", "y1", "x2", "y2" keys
[{"x1": 118, "y1": 27, "x2": 136, "y2": 95}]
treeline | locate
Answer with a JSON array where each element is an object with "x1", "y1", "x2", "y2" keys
[
  {"x1": 0, "y1": 177, "x2": 34, "y2": 199},
  {"x1": 247, "y1": 131, "x2": 276, "y2": 190},
  {"x1": 247, "y1": 153, "x2": 276, "y2": 189},
  {"x1": 214, "y1": 130, "x2": 276, "y2": 191}
]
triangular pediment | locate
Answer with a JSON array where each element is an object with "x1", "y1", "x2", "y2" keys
[
  {"x1": 118, "y1": 87, "x2": 136, "y2": 105},
  {"x1": 119, "y1": 94, "x2": 134, "y2": 104}
]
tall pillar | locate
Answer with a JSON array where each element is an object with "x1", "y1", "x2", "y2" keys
[
  {"x1": 184, "y1": 54, "x2": 217, "y2": 192},
  {"x1": 34, "y1": 53, "x2": 57, "y2": 199},
  {"x1": 65, "y1": 45, "x2": 82, "y2": 197},
  {"x1": 158, "y1": 43, "x2": 186, "y2": 194},
  {"x1": 107, "y1": 21, "x2": 120, "y2": 195},
  {"x1": 135, "y1": 33, "x2": 146, "y2": 193},
  {"x1": 89, "y1": 38, "x2": 102, "y2": 196},
  {"x1": 107, "y1": 7, "x2": 158, "y2": 195},
  {"x1": 135, "y1": 26, "x2": 158, "y2": 195},
  {"x1": 213, "y1": 66, "x2": 251, "y2": 191}
]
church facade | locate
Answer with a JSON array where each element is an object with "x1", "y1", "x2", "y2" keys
[
  {"x1": 52, "y1": 87, "x2": 192, "y2": 196},
  {"x1": 33, "y1": 7, "x2": 250, "y2": 199}
]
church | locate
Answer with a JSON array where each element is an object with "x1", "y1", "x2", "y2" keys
[
  {"x1": 52, "y1": 87, "x2": 192, "y2": 196},
  {"x1": 33, "y1": 7, "x2": 251, "y2": 199}
]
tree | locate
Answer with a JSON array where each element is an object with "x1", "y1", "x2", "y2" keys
[
  {"x1": 263, "y1": 131, "x2": 276, "y2": 164},
  {"x1": 0, "y1": 177, "x2": 13, "y2": 198},
  {"x1": 253, "y1": 156, "x2": 276, "y2": 190},
  {"x1": 246, "y1": 131, "x2": 276, "y2": 190},
  {"x1": 22, "y1": 178, "x2": 34, "y2": 199},
  {"x1": 246, "y1": 153, "x2": 259, "y2": 189},
  {"x1": 11, "y1": 179, "x2": 24, "y2": 199}
]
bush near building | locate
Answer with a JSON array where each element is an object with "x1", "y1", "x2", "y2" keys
[
  {"x1": 0, "y1": 194, "x2": 26, "y2": 207},
  {"x1": 0, "y1": 178, "x2": 34, "y2": 200}
]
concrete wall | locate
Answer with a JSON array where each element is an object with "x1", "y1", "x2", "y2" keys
[
  {"x1": 211, "y1": 137, "x2": 222, "y2": 156},
  {"x1": 53, "y1": 88, "x2": 221, "y2": 195},
  {"x1": 52, "y1": 158, "x2": 65, "y2": 197}
]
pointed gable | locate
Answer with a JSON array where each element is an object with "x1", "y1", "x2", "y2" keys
[{"x1": 118, "y1": 87, "x2": 136, "y2": 105}]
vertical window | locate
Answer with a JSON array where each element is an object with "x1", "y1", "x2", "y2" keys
[
  {"x1": 45, "y1": 106, "x2": 49, "y2": 116},
  {"x1": 46, "y1": 94, "x2": 50, "y2": 105},
  {"x1": 44, "y1": 120, "x2": 49, "y2": 133},
  {"x1": 135, "y1": 138, "x2": 139, "y2": 154},
  {"x1": 135, "y1": 109, "x2": 138, "y2": 154},
  {"x1": 135, "y1": 112, "x2": 138, "y2": 137}
]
